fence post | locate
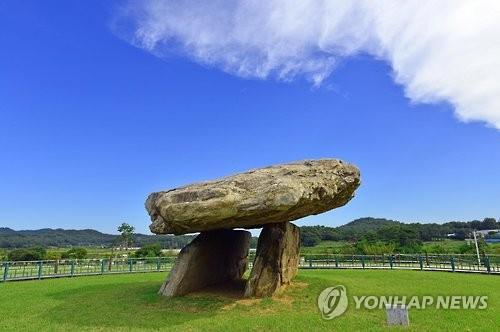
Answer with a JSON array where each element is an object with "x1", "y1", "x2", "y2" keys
[
  {"x1": 129, "y1": 259, "x2": 133, "y2": 272},
  {"x1": 450, "y1": 256, "x2": 455, "y2": 272},
  {"x1": 484, "y1": 257, "x2": 491, "y2": 273},
  {"x1": 389, "y1": 255, "x2": 394, "y2": 269},
  {"x1": 38, "y1": 261, "x2": 43, "y2": 279},
  {"x1": 361, "y1": 255, "x2": 365, "y2": 269},
  {"x1": 101, "y1": 259, "x2": 105, "y2": 275},
  {"x1": 70, "y1": 260, "x2": 75, "y2": 277},
  {"x1": 335, "y1": 256, "x2": 339, "y2": 268},
  {"x1": 156, "y1": 257, "x2": 161, "y2": 271},
  {"x1": 419, "y1": 255, "x2": 423, "y2": 270},
  {"x1": 3, "y1": 262, "x2": 9, "y2": 281}
]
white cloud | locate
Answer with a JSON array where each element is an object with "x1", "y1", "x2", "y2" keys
[{"x1": 115, "y1": 0, "x2": 500, "y2": 129}]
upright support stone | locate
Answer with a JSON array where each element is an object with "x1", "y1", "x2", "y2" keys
[
  {"x1": 159, "y1": 229, "x2": 250, "y2": 297},
  {"x1": 244, "y1": 222, "x2": 300, "y2": 298}
]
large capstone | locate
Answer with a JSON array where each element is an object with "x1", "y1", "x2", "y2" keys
[
  {"x1": 159, "y1": 229, "x2": 250, "y2": 297},
  {"x1": 146, "y1": 159, "x2": 360, "y2": 235},
  {"x1": 244, "y1": 222, "x2": 300, "y2": 297}
]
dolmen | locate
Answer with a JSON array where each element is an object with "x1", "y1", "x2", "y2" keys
[{"x1": 145, "y1": 159, "x2": 360, "y2": 297}]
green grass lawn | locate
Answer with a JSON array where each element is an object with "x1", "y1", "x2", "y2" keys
[{"x1": 0, "y1": 270, "x2": 498, "y2": 331}]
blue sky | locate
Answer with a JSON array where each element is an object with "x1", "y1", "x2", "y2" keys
[{"x1": 1, "y1": 1, "x2": 499, "y2": 234}]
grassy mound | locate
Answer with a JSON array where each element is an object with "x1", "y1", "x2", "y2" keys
[{"x1": 0, "y1": 270, "x2": 498, "y2": 331}]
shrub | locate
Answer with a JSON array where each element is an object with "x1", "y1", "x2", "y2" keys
[
  {"x1": 7, "y1": 247, "x2": 46, "y2": 261},
  {"x1": 300, "y1": 232, "x2": 321, "y2": 247},
  {"x1": 134, "y1": 243, "x2": 162, "y2": 258},
  {"x1": 360, "y1": 242, "x2": 395, "y2": 255},
  {"x1": 340, "y1": 243, "x2": 357, "y2": 255},
  {"x1": 61, "y1": 247, "x2": 88, "y2": 259},
  {"x1": 0, "y1": 249, "x2": 7, "y2": 261},
  {"x1": 426, "y1": 244, "x2": 449, "y2": 254},
  {"x1": 45, "y1": 252, "x2": 62, "y2": 260}
]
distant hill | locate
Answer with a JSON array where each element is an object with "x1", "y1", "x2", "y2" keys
[
  {"x1": 337, "y1": 217, "x2": 400, "y2": 231},
  {"x1": 0, "y1": 228, "x2": 17, "y2": 235},
  {"x1": 300, "y1": 217, "x2": 499, "y2": 247},
  {"x1": 0, "y1": 227, "x2": 194, "y2": 249},
  {"x1": 1, "y1": 216, "x2": 497, "y2": 249}
]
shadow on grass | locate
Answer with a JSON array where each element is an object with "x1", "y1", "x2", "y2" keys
[{"x1": 46, "y1": 280, "x2": 239, "y2": 329}]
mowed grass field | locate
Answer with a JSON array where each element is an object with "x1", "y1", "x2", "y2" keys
[{"x1": 0, "y1": 270, "x2": 498, "y2": 331}]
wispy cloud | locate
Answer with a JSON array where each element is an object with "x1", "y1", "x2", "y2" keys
[{"x1": 114, "y1": 0, "x2": 500, "y2": 129}]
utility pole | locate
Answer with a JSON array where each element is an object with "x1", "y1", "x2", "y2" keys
[{"x1": 472, "y1": 230, "x2": 481, "y2": 266}]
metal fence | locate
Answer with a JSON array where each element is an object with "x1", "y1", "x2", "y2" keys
[
  {"x1": 299, "y1": 254, "x2": 500, "y2": 274},
  {"x1": 1, "y1": 254, "x2": 498, "y2": 282},
  {"x1": 0, "y1": 257, "x2": 176, "y2": 282}
]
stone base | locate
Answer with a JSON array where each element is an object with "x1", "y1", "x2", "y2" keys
[
  {"x1": 159, "y1": 229, "x2": 251, "y2": 297},
  {"x1": 244, "y1": 222, "x2": 300, "y2": 297}
]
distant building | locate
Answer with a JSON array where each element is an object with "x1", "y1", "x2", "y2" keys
[
  {"x1": 475, "y1": 229, "x2": 500, "y2": 237},
  {"x1": 466, "y1": 229, "x2": 500, "y2": 244}
]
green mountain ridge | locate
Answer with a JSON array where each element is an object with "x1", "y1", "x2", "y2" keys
[
  {"x1": 1, "y1": 216, "x2": 498, "y2": 249},
  {"x1": 0, "y1": 227, "x2": 194, "y2": 249}
]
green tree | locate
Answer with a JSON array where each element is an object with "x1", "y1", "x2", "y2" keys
[
  {"x1": 458, "y1": 242, "x2": 474, "y2": 254},
  {"x1": 0, "y1": 249, "x2": 6, "y2": 261},
  {"x1": 134, "y1": 243, "x2": 162, "y2": 258},
  {"x1": 7, "y1": 247, "x2": 46, "y2": 261},
  {"x1": 117, "y1": 223, "x2": 135, "y2": 250},
  {"x1": 481, "y1": 217, "x2": 498, "y2": 230},
  {"x1": 300, "y1": 232, "x2": 321, "y2": 247},
  {"x1": 61, "y1": 247, "x2": 88, "y2": 259},
  {"x1": 363, "y1": 230, "x2": 377, "y2": 243}
]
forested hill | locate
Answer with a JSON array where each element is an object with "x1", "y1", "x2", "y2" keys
[
  {"x1": 300, "y1": 217, "x2": 499, "y2": 247},
  {"x1": 0, "y1": 227, "x2": 194, "y2": 249},
  {"x1": 1, "y1": 216, "x2": 498, "y2": 249},
  {"x1": 337, "y1": 217, "x2": 400, "y2": 232}
]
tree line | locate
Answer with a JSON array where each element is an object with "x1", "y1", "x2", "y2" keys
[
  {"x1": 300, "y1": 217, "x2": 499, "y2": 254},
  {"x1": 2, "y1": 218, "x2": 498, "y2": 260},
  {"x1": 0, "y1": 227, "x2": 195, "y2": 249}
]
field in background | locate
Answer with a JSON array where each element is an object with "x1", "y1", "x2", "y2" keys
[
  {"x1": 0, "y1": 270, "x2": 498, "y2": 331},
  {"x1": 300, "y1": 240, "x2": 348, "y2": 255},
  {"x1": 46, "y1": 247, "x2": 117, "y2": 258},
  {"x1": 43, "y1": 247, "x2": 180, "y2": 259},
  {"x1": 4, "y1": 239, "x2": 497, "y2": 258}
]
